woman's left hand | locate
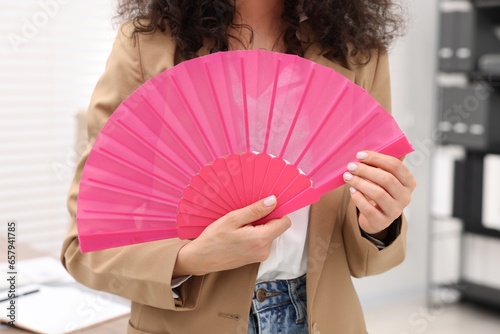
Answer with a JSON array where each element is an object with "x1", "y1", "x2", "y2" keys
[{"x1": 343, "y1": 150, "x2": 416, "y2": 237}]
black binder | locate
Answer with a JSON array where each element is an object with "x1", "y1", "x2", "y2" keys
[
  {"x1": 452, "y1": 154, "x2": 483, "y2": 227},
  {"x1": 438, "y1": 2, "x2": 476, "y2": 72},
  {"x1": 439, "y1": 85, "x2": 500, "y2": 150}
]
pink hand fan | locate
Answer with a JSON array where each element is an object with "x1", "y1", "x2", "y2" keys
[{"x1": 77, "y1": 50, "x2": 413, "y2": 252}]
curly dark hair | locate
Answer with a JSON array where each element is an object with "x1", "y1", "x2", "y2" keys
[{"x1": 116, "y1": 0, "x2": 405, "y2": 64}]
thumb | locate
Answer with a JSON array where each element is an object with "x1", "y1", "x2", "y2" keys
[{"x1": 228, "y1": 195, "x2": 278, "y2": 227}]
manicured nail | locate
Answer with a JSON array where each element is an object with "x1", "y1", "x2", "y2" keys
[
  {"x1": 264, "y1": 195, "x2": 277, "y2": 207},
  {"x1": 356, "y1": 151, "x2": 368, "y2": 160},
  {"x1": 347, "y1": 163, "x2": 358, "y2": 172},
  {"x1": 350, "y1": 187, "x2": 357, "y2": 194},
  {"x1": 343, "y1": 172, "x2": 353, "y2": 181}
]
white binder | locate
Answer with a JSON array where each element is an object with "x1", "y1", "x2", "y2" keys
[
  {"x1": 431, "y1": 146, "x2": 465, "y2": 218},
  {"x1": 463, "y1": 233, "x2": 500, "y2": 290},
  {"x1": 482, "y1": 154, "x2": 500, "y2": 230}
]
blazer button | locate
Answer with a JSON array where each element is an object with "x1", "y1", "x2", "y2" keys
[{"x1": 312, "y1": 322, "x2": 320, "y2": 334}]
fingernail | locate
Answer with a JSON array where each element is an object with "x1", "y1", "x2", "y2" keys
[
  {"x1": 356, "y1": 151, "x2": 368, "y2": 160},
  {"x1": 350, "y1": 187, "x2": 357, "y2": 194},
  {"x1": 343, "y1": 172, "x2": 353, "y2": 181},
  {"x1": 264, "y1": 195, "x2": 277, "y2": 207},
  {"x1": 347, "y1": 162, "x2": 358, "y2": 172}
]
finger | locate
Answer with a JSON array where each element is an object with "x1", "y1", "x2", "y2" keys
[
  {"x1": 344, "y1": 173, "x2": 395, "y2": 216},
  {"x1": 225, "y1": 195, "x2": 277, "y2": 227},
  {"x1": 356, "y1": 151, "x2": 415, "y2": 189},
  {"x1": 346, "y1": 162, "x2": 401, "y2": 199},
  {"x1": 349, "y1": 188, "x2": 388, "y2": 232},
  {"x1": 253, "y1": 216, "x2": 292, "y2": 241}
]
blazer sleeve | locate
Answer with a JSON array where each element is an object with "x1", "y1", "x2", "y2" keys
[
  {"x1": 60, "y1": 23, "x2": 204, "y2": 310},
  {"x1": 342, "y1": 51, "x2": 408, "y2": 278}
]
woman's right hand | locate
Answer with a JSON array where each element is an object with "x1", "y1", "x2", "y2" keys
[{"x1": 173, "y1": 195, "x2": 291, "y2": 276}]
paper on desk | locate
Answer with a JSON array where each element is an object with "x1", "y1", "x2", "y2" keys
[
  {"x1": 0, "y1": 257, "x2": 74, "y2": 290},
  {"x1": 0, "y1": 284, "x2": 130, "y2": 333}
]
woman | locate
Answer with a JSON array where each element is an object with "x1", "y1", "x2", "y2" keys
[{"x1": 61, "y1": 1, "x2": 416, "y2": 333}]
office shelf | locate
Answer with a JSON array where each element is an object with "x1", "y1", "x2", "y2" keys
[
  {"x1": 460, "y1": 281, "x2": 500, "y2": 309},
  {"x1": 430, "y1": 0, "x2": 500, "y2": 310},
  {"x1": 463, "y1": 225, "x2": 500, "y2": 239},
  {"x1": 474, "y1": 0, "x2": 500, "y2": 8}
]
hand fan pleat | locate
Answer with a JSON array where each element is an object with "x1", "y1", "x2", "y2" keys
[{"x1": 77, "y1": 50, "x2": 413, "y2": 252}]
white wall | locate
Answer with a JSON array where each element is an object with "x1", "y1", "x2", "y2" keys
[
  {"x1": 354, "y1": 0, "x2": 439, "y2": 307},
  {"x1": 0, "y1": 0, "x2": 116, "y2": 256}
]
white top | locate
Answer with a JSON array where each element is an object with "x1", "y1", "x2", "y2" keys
[{"x1": 256, "y1": 205, "x2": 310, "y2": 282}]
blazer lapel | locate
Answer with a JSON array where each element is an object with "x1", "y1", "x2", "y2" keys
[
  {"x1": 303, "y1": 45, "x2": 356, "y2": 307},
  {"x1": 306, "y1": 188, "x2": 346, "y2": 314}
]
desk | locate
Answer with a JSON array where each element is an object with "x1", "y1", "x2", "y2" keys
[
  {"x1": 1, "y1": 316, "x2": 129, "y2": 334},
  {"x1": 0, "y1": 239, "x2": 130, "y2": 333}
]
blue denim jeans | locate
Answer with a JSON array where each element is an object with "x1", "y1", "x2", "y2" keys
[{"x1": 248, "y1": 275, "x2": 308, "y2": 334}]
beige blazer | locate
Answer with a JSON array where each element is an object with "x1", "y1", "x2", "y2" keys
[{"x1": 61, "y1": 22, "x2": 407, "y2": 334}]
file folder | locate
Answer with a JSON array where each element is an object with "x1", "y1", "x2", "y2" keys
[
  {"x1": 463, "y1": 233, "x2": 500, "y2": 290},
  {"x1": 431, "y1": 146, "x2": 465, "y2": 218},
  {"x1": 439, "y1": 85, "x2": 500, "y2": 150},
  {"x1": 438, "y1": 1, "x2": 475, "y2": 72},
  {"x1": 482, "y1": 154, "x2": 500, "y2": 230},
  {"x1": 452, "y1": 154, "x2": 483, "y2": 226}
]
